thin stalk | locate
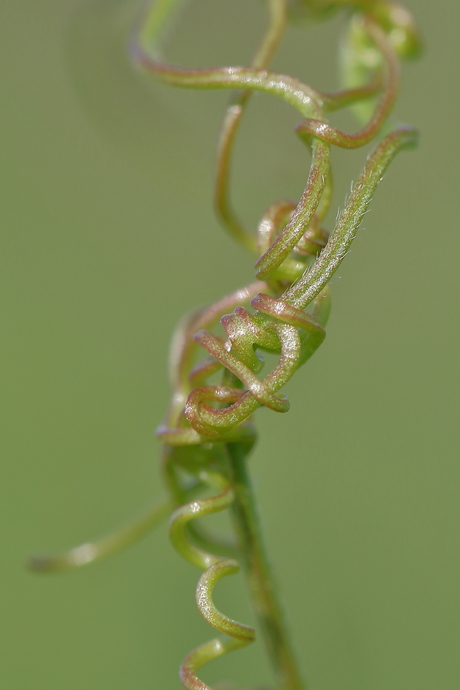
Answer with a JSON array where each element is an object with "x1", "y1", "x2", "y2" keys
[{"x1": 226, "y1": 441, "x2": 304, "y2": 690}]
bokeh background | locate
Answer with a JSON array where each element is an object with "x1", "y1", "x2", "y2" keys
[{"x1": 2, "y1": 1, "x2": 459, "y2": 688}]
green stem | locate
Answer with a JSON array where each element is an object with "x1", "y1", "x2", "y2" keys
[{"x1": 226, "y1": 442, "x2": 304, "y2": 690}]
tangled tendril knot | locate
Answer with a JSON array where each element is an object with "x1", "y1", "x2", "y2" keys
[
  {"x1": 29, "y1": 2, "x2": 421, "y2": 689},
  {"x1": 130, "y1": 1, "x2": 421, "y2": 687}
]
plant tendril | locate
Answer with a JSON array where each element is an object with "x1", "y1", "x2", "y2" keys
[{"x1": 29, "y1": 1, "x2": 421, "y2": 688}]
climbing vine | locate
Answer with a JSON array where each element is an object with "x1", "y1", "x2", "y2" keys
[{"x1": 30, "y1": 2, "x2": 421, "y2": 688}]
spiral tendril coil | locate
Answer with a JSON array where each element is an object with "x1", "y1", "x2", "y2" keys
[{"x1": 169, "y1": 469, "x2": 255, "y2": 689}]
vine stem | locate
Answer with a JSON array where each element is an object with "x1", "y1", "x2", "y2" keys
[{"x1": 226, "y1": 441, "x2": 304, "y2": 690}]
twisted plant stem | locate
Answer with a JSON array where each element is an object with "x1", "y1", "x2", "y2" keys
[{"x1": 227, "y1": 441, "x2": 304, "y2": 690}]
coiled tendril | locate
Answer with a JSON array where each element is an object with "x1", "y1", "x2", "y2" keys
[{"x1": 29, "y1": 1, "x2": 421, "y2": 689}]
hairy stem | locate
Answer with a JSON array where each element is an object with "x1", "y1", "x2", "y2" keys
[{"x1": 226, "y1": 441, "x2": 304, "y2": 690}]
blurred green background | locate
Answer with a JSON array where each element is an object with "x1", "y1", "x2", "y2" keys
[{"x1": 2, "y1": 1, "x2": 459, "y2": 688}]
